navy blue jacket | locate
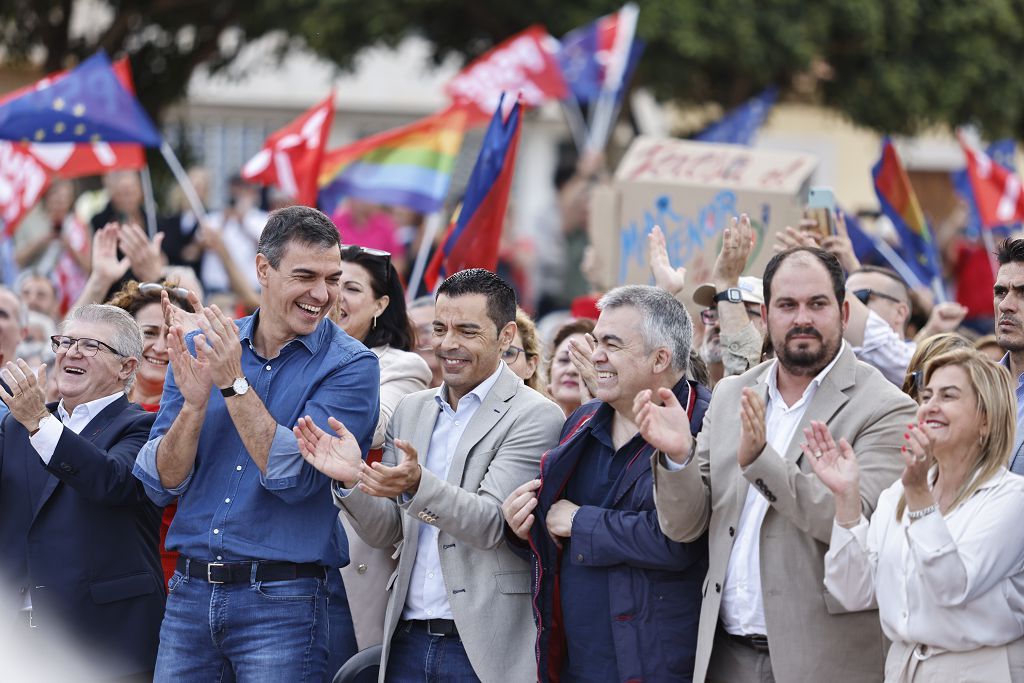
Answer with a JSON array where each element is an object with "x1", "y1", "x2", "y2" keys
[
  {"x1": 0, "y1": 397, "x2": 163, "y2": 677},
  {"x1": 527, "y1": 379, "x2": 710, "y2": 683}
]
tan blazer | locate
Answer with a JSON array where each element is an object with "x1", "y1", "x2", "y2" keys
[
  {"x1": 342, "y1": 345, "x2": 432, "y2": 649},
  {"x1": 335, "y1": 364, "x2": 564, "y2": 683},
  {"x1": 653, "y1": 346, "x2": 918, "y2": 683}
]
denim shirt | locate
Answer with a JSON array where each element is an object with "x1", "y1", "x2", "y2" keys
[{"x1": 133, "y1": 312, "x2": 380, "y2": 567}]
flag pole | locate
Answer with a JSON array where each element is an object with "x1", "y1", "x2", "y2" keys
[
  {"x1": 981, "y1": 228, "x2": 1002, "y2": 283},
  {"x1": 159, "y1": 141, "x2": 207, "y2": 222},
  {"x1": 139, "y1": 165, "x2": 159, "y2": 238},
  {"x1": 560, "y1": 99, "x2": 589, "y2": 155},
  {"x1": 406, "y1": 213, "x2": 443, "y2": 302}
]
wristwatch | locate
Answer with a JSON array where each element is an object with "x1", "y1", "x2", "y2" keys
[
  {"x1": 220, "y1": 377, "x2": 250, "y2": 398},
  {"x1": 713, "y1": 288, "x2": 743, "y2": 304}
]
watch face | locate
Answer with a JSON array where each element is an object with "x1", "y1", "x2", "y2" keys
[
  {"x1": 232, "y1": 377, "x2": 249, "y2": 395},
  {"x1": 728, "y1": 289, "x2": 742, "y2": 304}
]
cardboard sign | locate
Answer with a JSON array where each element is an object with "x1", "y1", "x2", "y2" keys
[{"x1": 589, "y1": 136, "x2": 817, "y2": 310}]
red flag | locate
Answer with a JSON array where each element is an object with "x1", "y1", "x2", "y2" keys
[
  {"x1": 241, "y1": 94, "x2": 334, "y2": 207},
  {"x1": 0, "y1": 140, "x2": 52, "y2": 235},
  {"x1": 424, "y1": 97, "x2": 523, "y2": 290},
  {"x1": 445, "y1": 26, "x2": 567, "y2": 123},
  {"x1": 0, "y1": 58, "x2": 146, "y2": 177},
  {"x1": 960, "y1": 134, "x2": 1024, "y2": 228}
]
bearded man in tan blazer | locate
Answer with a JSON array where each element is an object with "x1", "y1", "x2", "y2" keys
[{"x1": 640, "y1": 246, "x2": 917, "y2": 683}]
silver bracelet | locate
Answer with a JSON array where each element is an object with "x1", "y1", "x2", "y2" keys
[
  {"x1": 569, "y1": 507, "x2": 579, "y2": 531},
  {"x1": 906, "y1": 504, "x2": 937, "y2": 521}
]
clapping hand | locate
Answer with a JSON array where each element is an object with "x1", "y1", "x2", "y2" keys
[
  {"x1": 737, "y1": 387, "x2": 766, "y2": 467},
  {"x1": 91, "y1": 223, "x2": 131, "y2": 286},
  {"x1": 117, "y1": 222, "x2": 165, "y2": 283},
  {"x1": 801, "y1": 420, "x2": 863, "y2": 526},
  {"x1": 502, "y1": 479, "x2": 541, "y2": 540},
  {"x1": 166, "y1": 325, "x2": 212, "y2": 409},
  {"x1": 901, "y1": 423, "x2": 934, "y2": 494},
  {"x1": 633, "y1": 387, "x2": 693, "y2": 464},
  {"x1": 294, "y1": 415, "x2": 363, "y2": 487},
  {"x1": 0, "y1": 360, "x2": 50, "y2": 432},
  {"x1": 359, "y1": 439, "x2": 422, "y2": 498},
  {"x1": 195, "y1": 305, "x2": 243, "y2": 389},
  {"x1": 161, "y1": 289, "x2": 205, "y2": 333}
]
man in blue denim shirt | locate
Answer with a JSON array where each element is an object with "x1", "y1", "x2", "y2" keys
[{"x1": 133, "y1": 205, "x2": 380, "y2": 682}]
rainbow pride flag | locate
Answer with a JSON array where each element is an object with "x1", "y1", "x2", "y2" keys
[
  {"x1": 318, "y1": 105, "x2": 468, "y2": 214},
  {"x1": 872, "y1": 139, "x2": 942, "y2": 292}
]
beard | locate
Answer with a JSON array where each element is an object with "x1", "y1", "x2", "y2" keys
[
  {"x1": 700, "y1": 336, "x2": 723, "y2": 364},
  {"x1": 774, "y1": 325, "x2": 841, "y2": 377}
]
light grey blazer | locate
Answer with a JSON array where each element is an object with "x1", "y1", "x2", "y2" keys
[
  {"x1": 335, "y1": 364, "x2": 564, "y2": 683},
  {"x1": 653, "y1": 345, "x2": 918, "y2": 683}
]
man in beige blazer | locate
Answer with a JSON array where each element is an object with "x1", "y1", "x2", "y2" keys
[
  {"x1": 645, "y1": 247, "x2": 917, "y2": 683},
  {"x1": 294, "y1": 269, "x2": 564, "y2": 682}
]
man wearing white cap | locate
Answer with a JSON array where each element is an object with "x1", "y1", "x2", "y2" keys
[{"x1": 693, "y1": 216, "x2": 768, "y2": 386}]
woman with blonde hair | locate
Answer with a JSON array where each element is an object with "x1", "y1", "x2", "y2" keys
[
  {"x1": 806, "y1": 348, "x2": 1024, "y2": 681},
  {"x1": 505, "y1": 307, "x2": 544, "y2": 392}
]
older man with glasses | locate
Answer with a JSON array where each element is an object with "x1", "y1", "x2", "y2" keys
[{"x1": 0, "y1": 304, "x2": 163, "y2": 679}]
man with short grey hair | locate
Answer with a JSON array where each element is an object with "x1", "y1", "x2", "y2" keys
[
  {"x1": 0, "y1": 303, "x2": 162, "y2": 678},
  {"x1": 503, "y1": 284, "x2": 711, "y2": 681}
]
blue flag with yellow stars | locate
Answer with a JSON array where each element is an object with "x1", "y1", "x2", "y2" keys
[{"x1": 0, "y1": 50, "x2": 161, "y2": 147}]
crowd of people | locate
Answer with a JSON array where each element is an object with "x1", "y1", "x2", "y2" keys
[{"x1": 1, "y1": 164, "x2": 1024, "y2": 683}]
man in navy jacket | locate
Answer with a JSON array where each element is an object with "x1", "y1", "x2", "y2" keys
[
  {"x1": 0, "y1": 304, "x2": 161, "y2": 679},
  {"x1": 503, "y1": 286, "x2": 710, "y2": 682}
]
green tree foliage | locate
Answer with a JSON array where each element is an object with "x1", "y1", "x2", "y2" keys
[{"x1": 3, "y1": 0, "x2": 1023, "y2": 138}]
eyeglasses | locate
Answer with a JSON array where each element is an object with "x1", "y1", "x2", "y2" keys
[
  {"x1": 50, "y1": 335, "x2": 125, "y2": 357},
  {"x1": 342, "y1": 245, "x2": 392, "y2": 290},
  {"x1": 414, "y1": 324, "x2": 433, "y2": 352},
  {"x1": 700, "y1": 306, "x2": 763, "y2": 326},
  {"x1": 139, "y1": 282, "x2": 191, "y2": 300},
  {"x1": 502, "y1": 345, "x2": 528, "y2": 363},
  {"x1": 852, "y1": 288, "x2": 903, "y2": 306}
]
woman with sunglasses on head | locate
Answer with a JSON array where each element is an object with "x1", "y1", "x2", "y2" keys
[
  {"x1": 107, "y1": 280, "x2": 200, "y2": 586},
  {"x1": 806, "y1": 348, "x2": 1024, "y2": 682},
  {"x1": 329, "y1": 245, "x2": 431, "y2": 653}
]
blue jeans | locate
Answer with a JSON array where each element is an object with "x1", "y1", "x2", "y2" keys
[
  {"x1": 153, "y1": 566, "x2": 329, "y2": 682},
  {"x1": 326, "y1": 568, "x2": 358, "y2": 677},
  {"x1": 384, "y1": 622, "x2": 480, "y2": 682}
]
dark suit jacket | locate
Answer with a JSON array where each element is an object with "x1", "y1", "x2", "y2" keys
[{"x1": 0, "y1": 396, "x2": 163, "y2": 677}]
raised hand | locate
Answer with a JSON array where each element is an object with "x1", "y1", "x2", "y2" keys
[
  {"x1": 195, "y1": 305, "x2": 243, "y2": 389},
  {"x1": 773, "y1": 223, "x2": 821, "y2": 253},
  {"x1": 161, "y1": 288, "x2": 205, "y2": 333},
  {"x1": 359, "y1": 439, "x2": 422, "y2": 498},
  {"x1": 294, "y1": 415, "x2": 363, "y2": 486},
  {"x1": 0, "y1": 359, "x2": 50, "y2": 432},
  {"x1": 820, "y1": 210, "x2": 861, "y2": 273},
  {"x1": 737, "y1": 387, "x2": 767, "y2": 467},
  {"x1": 801, "y1": 420, "x2": 863, "y2": 526},
  {"x1": 166, "y1": 325, "x2": 212, "y2": 409},
  {"x1": 712, "y1": 215, "x2": 754, "y2": 288},
  {"x1": 568, "y1": 333, "x2": 598, "y2": 399},
  {"x1": 91, "y1": 223, "x2": 131, "y2": 286},
  {"x1": 902, "y1": 422, "x2": 934, "y2": 495},
  {"x1": 502, "y1": 478, "x2": 541, "y2": 540},
  {"x1": 117, "y1": 222, "x2": 165, "y2": 282},
  {"x1": 920, "y1": 302, "x2": 968, "y2": 337},
  {"x1": 634, "y1": 387, "x2": 693, "y2": 464},
  {"x1": 649, "y1": 225, "x2": 686, "y2": 296}
]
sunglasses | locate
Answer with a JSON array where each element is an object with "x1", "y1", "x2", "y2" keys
[
  {"x1": 342, "y1": 245, "x2": 392, "y2": 290},
  {"x1": 51, "y1": 335, "x2": 125, "y2": 358},
  {"x1": 852, "y1": 288, "x2": 902, "y2": 306},
  {"x1": 139, "y1": 282, "x2": 191, "y2": 300}
]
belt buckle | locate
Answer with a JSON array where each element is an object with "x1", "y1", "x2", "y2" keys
[
  {"x1": 207, "y1": 562, "x2": 225, "y2": 584},
  {"x1": 27, "y1": 610, "x2": 37, "y2": 629},
  {"x1": 426, "y1": 620, "x2": 445, "y2": 637}
]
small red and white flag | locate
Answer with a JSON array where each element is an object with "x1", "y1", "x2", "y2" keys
[
  {"x1": 0, "y1": 140, "x2": 51, "y2": 235},
  {"x1": 960, "y1": 133, "x2": 1024, "y2": 228},
  {"x1": 241, "y1": 94, "x2": 335, "y2": 207}
]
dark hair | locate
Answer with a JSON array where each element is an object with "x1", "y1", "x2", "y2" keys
[
  {"x1": 436, "y1": 269, "x2": 517, "y2": 332},
  {"x1": 258, "y1": 205, "x2": 340, "y2": 269},
  {"x1": 341, "y1": 245, "x2": 414, "y2": 351},
  {"x1": 851, "y1": 265, "x2": 910, "y2": 304},
  {"x1": 551, "y1": 318, "x2": 596, "y2": 354},
  {"x1": 763, "y1": 247, "x2": 846, "y2": 309},
  {"x1": 997, "y1": 238, "x2": 1024, "y2": 265},
  {"x1": 107, "y1": 280, "x2": 196, "y2": 318}
]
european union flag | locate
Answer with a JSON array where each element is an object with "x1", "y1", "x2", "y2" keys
[
  {"x1": 0, "y1": 51, "x2": 161, "y2": 147},
  {"x1": 557, "y1": 17, "x2": 644, "y2": 104},
  {"x1": 696, "y1": 87, "x2": 778, "y2": 146}
]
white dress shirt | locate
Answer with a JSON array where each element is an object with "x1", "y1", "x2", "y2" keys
[
  {"x1": 825, "y1": 468, "x2": 1024, "y2": 653},
  {"x1": 401, "y1": 362, "x2": 504, "y2": 621},
  {"x1": 21, "y1": 390, "x2": 125, "y2": 610},
  {"x1": 852, "y1": 309, "x2": 915, "y2": 387},
  {"x1": 720, "y1": 344, "x2": 845, "y2": 636}
]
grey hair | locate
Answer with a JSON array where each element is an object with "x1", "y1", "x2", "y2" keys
[
  {"x1": 60, "y1": 304, "x2": 143, "y2": 392},
  {"x1": 257, "y1": 205, "x2": 340, "y2": 269},
  {"x1": 597, "y1": 285, "x2": 693, "y2": 373},
  {"x1": 0, "y1": 286, "x2": 29, "y2": 327}
]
